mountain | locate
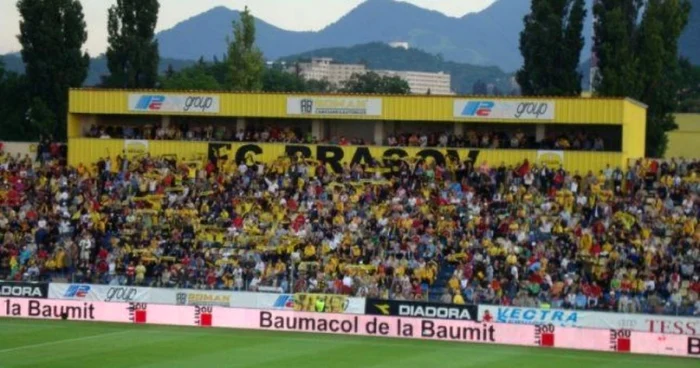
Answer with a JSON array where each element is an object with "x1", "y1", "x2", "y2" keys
[
  {"x1": 280, "y1": 42, "x2": 513, "y2": 94},
  {"x1": 157, "y1": 6, "x2": 313, "y2": 61},
  {"x1": 0, "y1": 53, "x2": 23, "y2": 73},
  {"x1": 156, "y1": 0, "x2": 595, "y2": 72},
  {"x1": 680, "y1": 0, "x2": 700, "y2": 64},
  {"x1": 2, "y1": 53, "x2": 194, "y2": 86}
]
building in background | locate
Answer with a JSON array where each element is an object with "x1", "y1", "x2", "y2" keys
[
  {"x1": 375, "y1": 70, "x2": 452, "y2": 95},
  {"x1": 292, "y1": 58, "x2": 367, "y2": 87},
  {"x1": 292, "y1": 57, "x2": 453, "y2": 95},
  {"x1": 388, "y1": 41, "x2": 410, "y2": 50}
]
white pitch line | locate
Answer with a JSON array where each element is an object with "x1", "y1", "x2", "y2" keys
[{"x1": 0, "y1": 330, "x2": 131, "y2": 354}]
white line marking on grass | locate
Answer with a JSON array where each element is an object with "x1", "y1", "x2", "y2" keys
[{"x1": 0, "y1": 330, "x2": 131, "y2": 354}]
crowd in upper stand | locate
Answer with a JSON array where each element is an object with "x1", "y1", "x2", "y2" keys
[
  {"x1": 0, "y1": 142, "x2": 697, "y2": 315},
  {"x1": 85, "y1": 124, "x2": 609, "y2": 151}
]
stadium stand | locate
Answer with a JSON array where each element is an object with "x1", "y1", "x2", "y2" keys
[
  {"x1": 84, "y1": 124, "x2": 608, "y2": 151},
  {"x1": 0, "y1": 143, "x2": 698, "y2": 316}
]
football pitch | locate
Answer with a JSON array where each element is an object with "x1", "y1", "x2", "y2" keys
[{"x1": 0, "y1": 318, "x2": 696, "y2": 368}]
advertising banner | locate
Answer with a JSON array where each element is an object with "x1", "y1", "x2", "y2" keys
[
  {"x1": 150, "y1": 288, "x2": 232, "y2": 307},
  {"x1": 0, "y1": 281, "x2": 48, "y2": 299},
  {"x1": 124, "y1": 140, "x2": 149, "y2": 159},
  {"x1": 69, "y1": 138, "x2": 623, "y2": 178},
  {"x1": 365, "y1": 298, "x2": 477, "y2": 321},
  {"x1": 454, "y1": 100, "x2": 555, "y2": 120},
  {"x1": 1, "y1": 298, "x2": 697, "y2": 358},
  {"x1": 287, "y1": 97, "x2": 382, "y2": 117},
  {"x1": 208, "y1": 141, "x2": 482, "y2": 175},
  {"x1": 49, "y1": 283, "x2": 151, "y2": 303},
  {"x1": 478, "y1": 305, "x2": 700, "y2": 336},
  {"x1": 290, "y1": 293, "x2": 366, "y2": 314},
  {"x1": 128, "y1": 94, "x2": 220, "y2": 113},
  {"x1": 536, "y1": 150, "x2": 564, "y2": 167},
  {"x1": 49, "y1": 284, "x2": 365, "y2": 314}
]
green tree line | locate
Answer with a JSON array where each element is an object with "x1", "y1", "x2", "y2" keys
[{"x1": 519, "y1": 0, "x2": 695, "y2": 157}]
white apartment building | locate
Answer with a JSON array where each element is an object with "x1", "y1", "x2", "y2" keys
[
  {"x1": 375, "y1": 70, "x2": 452, "y2": 95},
  {"x1": 292, "y1": 57, "x2": 453, "y2": 95},
  {"x1": 292, "y1": 58, "x2": 367, "y2": 87}
]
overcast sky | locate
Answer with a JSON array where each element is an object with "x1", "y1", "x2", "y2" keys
[{"x1": 0, "y1": 0, "x2": 495, "y2": 55}]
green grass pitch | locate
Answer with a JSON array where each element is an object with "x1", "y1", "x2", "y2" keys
[{"x1": 0, "y1": 318, "x2": 696, "y2": 368}]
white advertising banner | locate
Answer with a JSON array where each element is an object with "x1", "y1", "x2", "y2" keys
[
  {"x1": 49, "y1": 284, "x2": 364, "y2": 314},
  {"x1": 150, "y1": 288, "x2": 234, "y2": 307},
  {"x1": 128, "y1": 94, "x2": 220, "y2": 113},
  {"x1": 49, "y1": 283, "x2": 151, "y2": 303},
  {"x1": 1, "y1": 298, "x2": 697, "y2": 358},
  {"x1": 151, "y1": 289, "x2": 366, "y2": 315},
  {"x1": 478, "y1": 305, "x2": 700, "y2": 336},
  {"x1": 287, "y1": 97, "x2": 382, "y2": 116},
  {"x1": 454, "y1": 99, "x2": 555, "y2": 120}
]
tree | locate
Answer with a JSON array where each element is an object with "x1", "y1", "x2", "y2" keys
[
  {"x1": 0, "y1": 61, "x2": 32, "y2": 140},
  {"x1": 227, "y1": 6, "x2": 264, "y2": 91},
  {"x1": 160, "y1": 65, "x2": 222, "y2": 90},
  {"x1": 516, "y1": 0, "x2": 587, "y2": 96},
  {"x1": 26, "y1": 97, "x2": 55, "y2": 137},
  {"x1": 104, "y1": 0, "x2": 160, "y2": 88},
  {"x1": 593, "y1": 0, "x2": 643, "y2": 97},
  {"x1": 262, "y1": 64, "x2": 307, "y2": 92},
  {"x1": 164, "y1": 64, "x2": 175, "y2": 79},
  {"x1": 305, "y1": 79, "x2": 334, "y2": 93},
  {"x1": 677, "y1": 58, "x2": 700, "y2": 112},
  {"x1": 472, "y1": 80, "x2": 488, "y2": 95},
  {"x1": 594, "y1": 0, "x2": 691, "y2": 157},
  {"x1": 341, "y1": 72, "x2": 410, "y2": 94},
  {"x1": 17, "y1": 0, "x2": 89, "y2": 140}
]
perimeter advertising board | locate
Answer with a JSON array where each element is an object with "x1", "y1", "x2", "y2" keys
[
  {"x1": 49, "y1": 283, "x2": 150, "y2": 303},
  {"x1": 479, "y1": 305, "x2": 700, "y2": 336},
  {"x1": 1, "y1": 298, "x2": 697, "y2": 358},
  {"x1": 0, "y1": 281, "x2": 48, "y2": 299},
  {"x1": 48, "y1": 284, "x2": 365, "y2": 314},
  {"x1": 365, "y1": 298, "x2": 477, "y2": 321}
]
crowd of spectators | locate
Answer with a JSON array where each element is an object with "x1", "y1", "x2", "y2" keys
[
  {"x1": 86, "y1": 124, "x2": 609, "y2": 151},
  {"x1": 0, "y1": 142, "x2": 698, "y2": 316}
]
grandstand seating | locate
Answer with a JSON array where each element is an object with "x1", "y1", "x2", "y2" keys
[{"x1": 0, "y1": 143, "x2": 698, "y2": 316}]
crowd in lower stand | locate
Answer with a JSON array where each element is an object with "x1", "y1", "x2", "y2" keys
[
  {"x1": 0, "y1": 142, "x2": 698, "y2": 315},
  {"x1": 85, "y1": 124, "x2": 609, "y2": 151}
]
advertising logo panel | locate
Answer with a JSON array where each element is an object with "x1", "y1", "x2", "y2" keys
[
  {"x1": 0, "y1": 281, "x2": 48, "y2": 299},
  {"x1": 454, "y1": 100, "x2": 555, "y2": 120},
  {"x1": 128, "y1": 94, "x2": 220, "y2": 113},
  {"x1": 365, "y1": 298, "x2": 477, "y2": 321},
  {"x1": 287, "y1": 97, "x2": 382, "y2": 116}
]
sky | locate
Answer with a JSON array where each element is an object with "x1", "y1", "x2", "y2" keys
[{"x1": 0, "y1": 0, "x2": 495, "y2": 55}]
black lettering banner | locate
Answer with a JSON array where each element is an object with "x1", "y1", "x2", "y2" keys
[
  {"x1": 206, "y1": 142, "x2": 481, "y2": 176},
  {"x1": 0, "y1": 281, "x2": 48, "y2": 299},
  {"x1": 365, "y1": 298, "x2": 477, "y2": 321}
]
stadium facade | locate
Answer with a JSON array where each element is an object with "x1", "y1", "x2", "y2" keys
[{"x1": 67, "y1": 89, "x2": 647, "y2": 173}]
